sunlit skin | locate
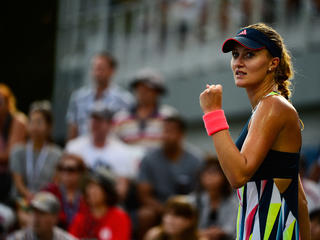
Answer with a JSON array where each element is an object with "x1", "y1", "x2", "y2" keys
[
  {"x1": 231, "y1": 46, "x2": 274, "y2": 88},
  {"x1": 231, "y1": 44, "x2": 280, "y2": 110},
  {"x1": 162, "y1": 212, "x2": 192, "y2": 237}
]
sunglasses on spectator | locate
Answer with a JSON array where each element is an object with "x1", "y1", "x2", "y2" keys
[{"x1": 57, "y1": 165, "x2": 80, "y2": 173}]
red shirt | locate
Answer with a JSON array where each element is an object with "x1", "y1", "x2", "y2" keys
[{"x1": 68, "y1": 207, "x2": 131, "y2": 240}]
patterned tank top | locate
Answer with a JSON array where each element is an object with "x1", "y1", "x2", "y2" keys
[{"x1": 235, "y1": 102, "x2": 300, "y2": 239}]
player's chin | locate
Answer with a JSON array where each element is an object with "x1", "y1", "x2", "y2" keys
[{"x1": 234, "y1": 79, "x2": 248, "y2": 88}]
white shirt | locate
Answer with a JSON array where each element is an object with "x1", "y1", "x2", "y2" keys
[{"x1": 66, "y1": 135, "x2": 142, "y2": 178}]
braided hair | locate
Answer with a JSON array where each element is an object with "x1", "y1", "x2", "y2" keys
[{"x1": 248, "y1": 23, "x2": 294, "y2": 100}]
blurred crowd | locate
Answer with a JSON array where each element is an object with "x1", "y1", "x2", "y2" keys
[
  {"x1": 1, "y1": 51, "x2": 320, "y2": 240},
  {"x1": 107, "y1": 0, "x2": 320, "y2": 52}
]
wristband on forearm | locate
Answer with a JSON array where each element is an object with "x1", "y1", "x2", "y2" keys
[{"x1": 203, "y1": 110, "x2": 229, "y2": 136}]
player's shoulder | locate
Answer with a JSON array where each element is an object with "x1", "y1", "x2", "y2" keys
[{"x1": 258, "y1": 94, "x2": 298, "y2": 119}]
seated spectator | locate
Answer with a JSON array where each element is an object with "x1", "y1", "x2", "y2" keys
[
  {"x1": 44, "y1": 154, "x2": 88, "y2": 230},
  {"x1": 66, "y1": 52, "x2": 133, "y2": 140},
  {"x1": 69, "y1": 167, "x2": 131, "y2": 240},
  {"x1": 144, "y1": 195, "x2": 203, "y2": 240},
  {"x1": 0, "y1": 84, "x2": 27, "y2": 204},
  {"x1": 0, "y1": 203, "x2": 15, "y2": 238},
  {"x1": 66, "y1": 103, "x2": 140, "y2": 201},
  {"x1": 113, "y1": 68, "x2": 176, "y2": 152},
  {"x1": 170, "y1": 0, "x2": 207, "y2": 50},
  {"x1": 15, "y1": 198, "x2": 32, "y2": 229},
  {"x1": 309, "y1": 150, "x2": 320, "y2": 183},
  {"x1": 300, "y1": 156, "x2": 320, "y2": 213},
  {"x1": 310, "y1": 207, "x2": 320, "y2": 240},
  {"x1": 189, "y1": 156, "x2": 237, "y2": 240},
  {"x1": 7, "y1": 191, "x2": 77, "y2": 240},
  {"x1": 10, "y1": 101, "x2": 62, "y2": 200},
  {"x1": 137, "y1": 116, "x2": 201, "y2": 238}
]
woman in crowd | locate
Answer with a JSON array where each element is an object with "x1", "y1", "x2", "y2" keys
[
  {"x1": 200, "y1": 23, "x2": 310, "y2": 239},
  {"x1": 44, "y1": 153, "x2": 87, "y2": 229},
  {"x1": 69, "y1": 167, "x2": 131, "y2": 240},
  {"x1": 145, "y1": 195, "x2": 202, "y2": 240},
  {"x1": 190, "y1": 156, "x2": 237, "y2": 240},
  {"x1": 0, "y1": 84, "x2": 27, "y2": 203},
  {"x1": 10, "y1": 101, "x2": 62, "y2": 200}
]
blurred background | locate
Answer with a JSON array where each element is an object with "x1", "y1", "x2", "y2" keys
[{"x1": 3, "y1": 0, "x2": 320, "y2": 164}]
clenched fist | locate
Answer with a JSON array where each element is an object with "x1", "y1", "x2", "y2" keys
[{"x1": 200, "y1": 84, "x2": 223, "y2": 113}]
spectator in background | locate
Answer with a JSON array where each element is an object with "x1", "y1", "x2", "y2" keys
[
  {"x1": 262, "y1": 0, "x2": 276, "y2": 24},
  {"x1": 66, "y1": 52, "x2": 134, "y2": 140},
  {"x1": 219, "y1": 0, "x2": 230, "y2": 34},
  {"x1": 113, "y1": 68, "x2": 176, "y2": 152},
  {"x1": 310, "y1": 207, "x2": 320, "y2": 240},
  {"x1": 189, "y1": 156, "x2": 237, "y2": 240},
  {"x1": 241, "y1": 0, "x2": 252, "y2": 26},
  {"x1": 15, "y1": 198, "x2": 32, "y2": 229},
  {"x1": 69, "y1": 167, "x2": 131, "y2": 240},
  {"x1": 300, "y1": 156, "x2": 320, "y2": 213},
  {"x1": 137, "y1": 116, "x2": 201, "y2": 239},
  {"x1": 0, "y1": 203, "x2": 15, "y2": 238},
  {"x1": 7, "y1": 192, "x2": 77, "y2": 240},
  {"x1": 44, "y1": 154, "x2": 88, "y2": 230},
  {"x1": 170, "y1": 0, "x2": 208, "y2": 50},
  {"x1": 144, "y1": 196, "x2": 202, "y2": 240},
  {"x1": 10, "y1": 101, "x2": 62, "y2": 200},
  {"x1": 66, "y1": 102, "x2": 139, "y2": 202},
  {"x1": 309, "y1": 150, "x2": 320, "y2": 183},
  {"x1": 286, "y1": 0, "x2": 302, "y2": 24},
  {"x1": 313, "y1": 0, "x2": 320, "y2": 14},
  {"x1": 0, "y1": 84, "x2": 27, "y2": 204}
]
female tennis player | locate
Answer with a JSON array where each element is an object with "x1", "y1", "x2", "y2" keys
[{"x1": 200, "y1": 23, "x2": 311, "y2": 239}]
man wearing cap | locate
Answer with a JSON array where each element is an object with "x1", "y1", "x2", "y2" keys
[
  {"x1": 112, "y1": 68, "x2": 177, "y2": 152},
  {"x1": 7, "y1": 192, "x2": 77, "y2": 240},
  {"x1": 66, "y1": 52, "x2": 134, "y2": 140},
  {"x1": 66, "y1": 102, "x2": 140, "y2": 201}
]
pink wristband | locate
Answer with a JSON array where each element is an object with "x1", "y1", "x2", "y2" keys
[{"x1": 203, "y1": 110, "x2": 229, "y2": 136}]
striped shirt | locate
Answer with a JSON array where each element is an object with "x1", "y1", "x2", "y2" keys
[{"x1": 112, "y1": 104, "x2": 177, "y2": 150}]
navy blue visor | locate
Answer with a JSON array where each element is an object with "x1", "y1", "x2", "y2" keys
[{"x1": 222, "y1": 28, "x2": 282, "y2": 58}]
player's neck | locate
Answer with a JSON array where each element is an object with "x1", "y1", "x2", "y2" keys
[{"x1": 246, "y1": 81, "x2": 276, "y2": 110}]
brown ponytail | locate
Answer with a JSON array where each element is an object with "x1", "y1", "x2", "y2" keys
[{"x1": 247, "y1": 23, "x2": 294, "y2": 100}]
